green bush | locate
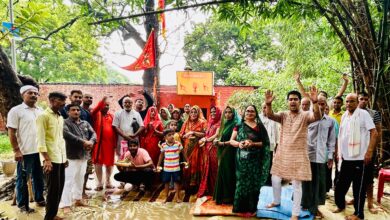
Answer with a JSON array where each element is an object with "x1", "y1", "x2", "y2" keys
[{"x1": 0, "y1": 134, "x2": 12, "y2": 155}]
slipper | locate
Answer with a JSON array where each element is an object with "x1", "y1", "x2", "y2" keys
[
  {"x1": 345, "y1": 214, "x2": 361, "y2": 220},
  {"x1": 266, "y1": 202, "x2": 280, "y2": 209},
  {"x1": 95, "y1": 186, "x2": 104, "y2": 191}
]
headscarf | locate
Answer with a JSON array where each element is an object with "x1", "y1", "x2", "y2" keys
[
  {"x1": 218, "y1": 106, "x2": 239, "y2": 141},
  {"x1": 171, "y1": 108, "x2": 182, "y2": 120},
  {"x1": 159, "y1": 107, "x2": 171, "y2": 126},
  {"x1": 207, "y1": 106, "x2": 222, "y2": 128},
  {"x1": 186, "y1": 105, "x2": 205, "y2": 122},
  {"x1": 143, "y1": 106, "x2": 162, "y2": 128},
  {"x1": 171, "y1": 108, "x2": 183, "y2": 131}
]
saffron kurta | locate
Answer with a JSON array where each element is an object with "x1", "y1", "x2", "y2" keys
[
  {"x1": 91, "y1": 100, "x2": 116, "y2": 166},
  {"x1": 271, "y1": 111, "x2": 315, "y2": 181}
]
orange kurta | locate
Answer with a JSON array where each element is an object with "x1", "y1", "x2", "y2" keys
[{"x1": 91, "y1": 100, "x2": 116, "y2": 166}]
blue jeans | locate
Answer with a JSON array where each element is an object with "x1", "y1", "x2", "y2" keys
[{"x1": 16, "y1": 153, "x2": 45, "y2": 208}]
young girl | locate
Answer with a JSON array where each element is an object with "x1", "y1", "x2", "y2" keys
[{"x1": 157, "y1": 129, "x2": 188, "y2": 202}]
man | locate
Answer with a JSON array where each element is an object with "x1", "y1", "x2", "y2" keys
[
  {"x1": 265, "y1": 87, "x2": 321, "y2": 220},
  {"x1": 182, "y1": 104, "x2": 191, "y2": 121},
  {"x1": 301, "y1": 96, "x2": 336, "y2": 218},
  {"x1": 7, "y1": 85, "x2": 45, "y2": 213},
  {"x1": 81, "y1": 93, "x2": 94, "y2": 198},
  {"x1": 114, "y1": 139, "x2": 154, "y2": 194},
  {"x1": 355, "y1": 91, "x2": 382, "y2": 213},
  {"x1": 301, "y1": 97, "x2": 311, "y2": 111},
  {"x1": 260, "y1": 103, "x2": 280, "y2": 186},
  {"x1": 328, "y1": 96, "x2": 344, "y2": 188},
  {"x1": 329, "y1": 96, "x2": 344, "y2": 125},
  {"x1": 60, "y1": 90, "x2": 92, "y2": 125},
  {"x1": 333, "y1": 93, "x2": 378, "y2": 220},
  {"x1": 113, "y1": 97, "x2": 144, "y2": 156},
  {"x1": 81, "y1": 93, "x2": 93, "y2": 112},
  {"x1": 118, "y1": 90, "x2": 154, "y2": 120},
  {"x1": 91, "y1": 97, "x2": 117, "y2": 190},
  {"x1": 37, "y1": 92, "x2": 68, "y2": 220},
  {"x1": 59, "y1": 104, "x2": 96, "y2": 213}
]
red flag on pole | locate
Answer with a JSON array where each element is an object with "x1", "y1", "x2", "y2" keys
[
  {"x1": 122, "y1": 30, "x2": 156, "y2": 71},
  {"x1": 158, "y1": 0, "x2": 166, "y2": 39}
]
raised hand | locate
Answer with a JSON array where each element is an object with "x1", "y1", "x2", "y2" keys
[
  {"x1": 264, "y1": 90, "x2": 275, "y2": 105},
  {"x1": 308, "y1": 86, "x2": 319, "y2": 103},
  {"x1": 294, "y1": 72, "x2": 301, "y2": 81},
  {"x1": 342, "y1": 73, "x2": 349, "y2": 82}
]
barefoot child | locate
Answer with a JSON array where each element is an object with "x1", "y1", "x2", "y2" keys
[{"x1": 157, "y1": 129, "x2": 188, "y2": 202}]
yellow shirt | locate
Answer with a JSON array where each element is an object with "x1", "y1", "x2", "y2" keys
[
  {"x1": 37, "y1": 108, "x2": 67, "y2": 164},
  {"x1": 329, "y1": 109, "x2": 344, "y2": 125}
]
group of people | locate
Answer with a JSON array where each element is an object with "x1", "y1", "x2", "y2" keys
[{"x1": 6, "y1": 72, "x2": 382, "y2": 220}]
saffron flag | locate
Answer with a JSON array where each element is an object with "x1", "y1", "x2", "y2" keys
[
  {"x1": 122, "y1": 30, "x2": 156, "y2": 71},
  {"x1": 158, "y1": 0, "x2": 166, "y2": 39}
]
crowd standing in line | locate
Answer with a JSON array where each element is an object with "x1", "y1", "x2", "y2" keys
[{"x1": 6, "y1": 73, "x2": 383, "y2": 220}]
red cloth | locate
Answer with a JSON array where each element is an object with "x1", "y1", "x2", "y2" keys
[
  {"x1": 180, "y1": 105, "x2": 207, "y2": 189},
  {"x1": 198, "y1": 107, "x2": 221, "y2": 197},
  {"x1": 91, "y1": 100, "x2": 116, "y2": 166},
  {"x1": 140, "y1": 107, "x2": 164, "y2": 166},
  {"x1": 121, "y1": 30, "x2": 155, "y2": 71}
]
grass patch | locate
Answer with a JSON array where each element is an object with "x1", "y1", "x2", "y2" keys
[{"x1": 0, "y1": 134, "x2": 13, "y2": 160}]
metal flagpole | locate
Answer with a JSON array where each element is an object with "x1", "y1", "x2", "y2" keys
[{"x1": 9, "y1": 0, "x2": 17, "y2": 72}]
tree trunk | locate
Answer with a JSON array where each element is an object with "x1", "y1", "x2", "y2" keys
[
  {"x1": 143, "y1": 0, "x2": 160, "y2": 106},
  {"x1": 0, "y1": 46, "x2": 23, "y2": 118}
]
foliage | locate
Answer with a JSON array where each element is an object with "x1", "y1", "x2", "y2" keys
[
  {"x1": 0, "y1": 0, "x2": 127, "y2": 83},
  {"x1": 183, "y1": 16, "x2": 280, "y2": 82},
  {"x1": 0, "y1": 134, "x2": 12, "y2": 156}
]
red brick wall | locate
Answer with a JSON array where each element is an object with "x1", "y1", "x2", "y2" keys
[{"x1": 0, "y1": 84, "x2": 256, "y2": 131}]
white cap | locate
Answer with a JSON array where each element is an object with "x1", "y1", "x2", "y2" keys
[{"x1": 20, "y1": 85, "x2": 38, "y2": 95}]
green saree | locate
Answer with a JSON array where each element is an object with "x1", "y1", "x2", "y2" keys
[
  {"x1": 232, "y1": 121, "x2": 271, "y2": 213},
  {"x1": 213, "y1": 107, "x2": 239, "y2": 204}
]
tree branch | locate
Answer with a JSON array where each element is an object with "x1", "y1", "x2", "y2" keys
[
  {"x1": 88, "y1": 0, "x2": 244, "y2": 25},
  {"x1": 21, "y1": 15, "x2": 84, "y2": 42}
]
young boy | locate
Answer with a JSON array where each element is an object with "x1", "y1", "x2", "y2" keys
[
  {"x1": 157, "y1": 129, "x2": 188, "y2": 202},
  {"x1": 166, "y1": 120, "x2": 182, "y2": 143}
]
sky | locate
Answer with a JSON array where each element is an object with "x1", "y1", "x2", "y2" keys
[{"x1": 99, "y1": 8, "x2": 209, "y2": 85}]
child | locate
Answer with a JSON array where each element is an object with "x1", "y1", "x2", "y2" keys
[
  {"x1": 166, "y1": 120, "x2": 182, "y2": 143},
  {"x1": 157, "y1": 129, "x2": 188, "y2": 202}
]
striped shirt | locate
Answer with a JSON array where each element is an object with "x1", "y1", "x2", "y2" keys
[{"x1": 161, "y1": 141, "x2": 183, "y2": 172}]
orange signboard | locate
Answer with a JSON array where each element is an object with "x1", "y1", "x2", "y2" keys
[{"x1": 177, "y1": 71, "x2": 214, "y2": 95}]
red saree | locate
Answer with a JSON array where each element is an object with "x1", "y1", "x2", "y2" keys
[
  {"x1": 140, "y1": 107, "x2": 164, "y2": 166},
  {"x1": 180, "y1": 106, "x2": 207, "y2": 191},
  {"x1": 198, "y1": 107, "x2": 221, "y2": 197}
]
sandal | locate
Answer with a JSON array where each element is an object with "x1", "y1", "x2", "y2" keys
[{"x1": 95, "y1": 186, "x2": 104, "y2": 191}]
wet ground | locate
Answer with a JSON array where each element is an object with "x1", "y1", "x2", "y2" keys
[{"x1": 0, "y1": 165, "x2": 389, "y2": 220}]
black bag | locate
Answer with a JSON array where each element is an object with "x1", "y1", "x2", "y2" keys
[{"x1": 131, "y1": 117, "x2": 140, "y2": 132}]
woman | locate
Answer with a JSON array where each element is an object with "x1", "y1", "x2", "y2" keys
[
  {"x1": 171, "y1": 108, "x2": 183, "y2": 131},
  {"x1": 160, "y1": 107, "x2": 171, "y2": 127},
  {"x1": 141, "y1": 107, "x2": 164, "y2": 166},
  {"x1": 167, "y1": 103, "x2": 175, "y2": 114},
  {"x1": 230, "y1": 105, "x2": 270, "y2": 214},
  {"x1": 197, "y1": 106, "x2": 221, "y2": 197},
  {"x1": 213, "y1": 106, "x2": 239, "y2": 204},
  {"x1": 180, "y1": 105, "x2": 207, "y2": 192}
]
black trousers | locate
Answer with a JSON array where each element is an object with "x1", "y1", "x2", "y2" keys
[
  {"x1": 44, "y1": 163, "x2": 65, "y2": 220},
  {"x1": 335, "y1": 160, "x2": 368, "y2": 219},
  {"x1": 114, "y1": 169, "x2": 154, "y2": 189}
]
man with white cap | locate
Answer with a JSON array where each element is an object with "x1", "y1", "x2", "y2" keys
[{"x1": 7, "y1": 85, "x2": 46, "y2": 213}]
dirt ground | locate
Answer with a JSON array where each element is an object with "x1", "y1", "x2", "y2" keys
[{"x1": 0, "y1": 166, "x2": 389, "y2": 220}]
